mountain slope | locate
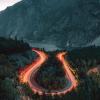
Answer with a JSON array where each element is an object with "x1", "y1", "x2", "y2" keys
[
  {"x1": 91, "y1": 36, "x2": 100, "y2": 46},
  {"x1": 0, "y1": 0, "x2": 100, "y2": 48}
]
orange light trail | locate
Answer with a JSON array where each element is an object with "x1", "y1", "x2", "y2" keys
[
  {"x1": 56, "y1": 52, "x2": 78, "y2": 94},
  {"x1": 18, "y1": 48, "x2": 78, "y2": 96}
]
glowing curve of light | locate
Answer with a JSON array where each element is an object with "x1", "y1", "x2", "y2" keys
[{"x1": 19, "y1": 48, "x2": 78, "y2": 96}]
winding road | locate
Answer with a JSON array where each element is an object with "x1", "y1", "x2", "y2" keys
[{"x1": 19, "y1": 48, "x2": 78, "y2": 96}]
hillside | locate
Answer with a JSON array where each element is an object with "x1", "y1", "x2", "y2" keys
[
  {"x1": 0, "y1": 0, "x2": 100, "y2": 47},
  {"x1": 0, "y1": 37, "x2": 31, "y2": 54},
  {"x1": 0, "y1": 37, "x2": 100, "y2": 100},
  {"x1": 0, "y1": 37, "x2": 37, "y2": 100},
  {"x1": 91, "y1": 36, "x2": 100, "y2": 46},
  {"x1": 17, "y1": 46, "x2": 100, "y2": 100}
]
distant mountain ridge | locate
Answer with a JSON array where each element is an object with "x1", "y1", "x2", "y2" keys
[{"x1": 0, "y1": 0, "x2": 100, "y2": 48}]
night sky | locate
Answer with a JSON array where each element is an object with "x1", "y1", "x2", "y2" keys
[{"x1": 0, "y1": 0, "x2": 22, "y2": 11}]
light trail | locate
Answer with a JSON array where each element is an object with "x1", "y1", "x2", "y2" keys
[
  {"x1": 19, "y1": 48, "x2": 48, "y2": 95},
  {"x1": 19, "y1": 49, "x2": 78, "y2": 96},
  {"x1": 56, "y1": 52, "x2": 78, "y2": 95}
]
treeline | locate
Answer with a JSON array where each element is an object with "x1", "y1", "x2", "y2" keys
[
  {"x1": 0, "y1": 37, "x2": 31, "y2": 54},
  {"x1": 68, "y1": 46, "x2": 100, "y2": 60},
  {"x1": 66, "y1": 46, "x2": 100, "y2": 100}
]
